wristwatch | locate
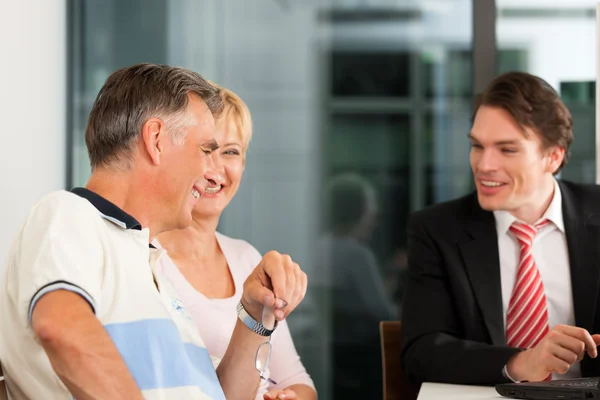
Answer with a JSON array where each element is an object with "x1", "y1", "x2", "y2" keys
[{"x1": 236, "y1": 300, "x2": 277, "y2": 336}]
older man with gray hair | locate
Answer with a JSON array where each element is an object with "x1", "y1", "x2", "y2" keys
[{"x1": 0, "y1": 63, "x2": 307, "y2": 400}]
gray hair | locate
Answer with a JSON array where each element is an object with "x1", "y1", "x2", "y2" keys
[{"x1": 85, "y1": 63, "x2": 223, "y2": 170}]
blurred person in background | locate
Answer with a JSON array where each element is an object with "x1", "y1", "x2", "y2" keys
[
  {"x1": 316, "y1": 172, "x2": 395, "y2": 399},
  {"x1": 156, "y1": 86, "x2": 316, "y2": 400}
]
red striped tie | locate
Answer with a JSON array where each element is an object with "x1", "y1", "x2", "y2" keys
[{"x1": 506, "y1": 219, "x2": 551, "y2": 349}]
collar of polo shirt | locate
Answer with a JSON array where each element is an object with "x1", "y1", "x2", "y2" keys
[{"x1": 71, "y1": 187, "x2": 142, "y2": 230}]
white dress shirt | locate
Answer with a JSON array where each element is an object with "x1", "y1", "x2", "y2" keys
[{"x1": 494, "y1": 179, "x2": 579, "y2": 379}]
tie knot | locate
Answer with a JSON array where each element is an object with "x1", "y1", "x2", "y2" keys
[{"x1": 509, "y1": 219, "x2": 550, "y2": 247}]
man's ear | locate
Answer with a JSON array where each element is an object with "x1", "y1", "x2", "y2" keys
[
  {"x1": 141, "y1": 118, "x2": 167, "y2": 166},
  {"x1": 546, "y1": 145, "x2": 565, "y2": 174}
]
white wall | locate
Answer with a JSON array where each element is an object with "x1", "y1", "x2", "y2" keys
[
  {"x1": 498, "y1": 0, "x2": 598, "y2": 8},
  {"x1": 498, "y1": 17, "x2": 596, "y2": 90},
  {"x1": 0, "y1": 0, "x2": 66, "y2": 265},
  {"x1": 497, "y1": 0, "x2": 597, "y2": 90}
]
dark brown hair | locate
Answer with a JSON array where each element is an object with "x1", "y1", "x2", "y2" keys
[
  {"x1": 473, "y1": 71, "x2": 573, "y2": 173},
  {"x1": 85, "y1": 63, "x2": 223, "y2": 170}
]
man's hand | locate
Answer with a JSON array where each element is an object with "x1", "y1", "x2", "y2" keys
[
  {"x1": 241, "y1": 251, "x2": 308, "y2": 323},
  {"x1": 507, "y1": 325, "x2": 600, "y2": 382}
]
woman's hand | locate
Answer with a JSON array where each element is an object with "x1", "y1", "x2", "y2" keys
[
  {"x1": 263, "y1": 388, "x2": 298, "y2": 399},
  {"x1": 241, "y1": 251, "x2": 307, "y2": 323}
]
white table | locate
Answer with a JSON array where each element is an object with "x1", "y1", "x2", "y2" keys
[{"x1": 417, "y1": 382, "x2": 504, "y2": 399}]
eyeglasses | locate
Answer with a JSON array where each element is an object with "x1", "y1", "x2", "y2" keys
[
  {"x1": 255, "y1": 302, "x2": 278, "y2": 385},
  {"x1": 255, "y1": 336, "x2": 277, "y2": 384}
]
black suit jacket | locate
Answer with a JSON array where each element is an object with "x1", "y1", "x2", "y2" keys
[{"x1": 400, "y1": 180, "x2": 600, "y2": 385}]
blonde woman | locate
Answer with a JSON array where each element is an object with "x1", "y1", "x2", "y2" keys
[{"x1": 156, "y1": 86, "x2": 316, "y2": 400}]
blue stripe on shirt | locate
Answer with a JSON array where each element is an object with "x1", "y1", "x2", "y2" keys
[{"x1": 104, "y1": 318, "x2": 225, "y2": 399}]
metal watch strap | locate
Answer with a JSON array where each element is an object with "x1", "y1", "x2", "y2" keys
[{"x1": 236, "y1": 300, "x2": 276, "y2": 336}]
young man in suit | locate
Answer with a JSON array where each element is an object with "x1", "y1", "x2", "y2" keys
[{"x1": 401, "y1": 71, "x2": 600, "y2": 385}]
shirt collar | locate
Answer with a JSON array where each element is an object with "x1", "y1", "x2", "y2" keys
[
  {"x1": 70, "y1": 187, "x2": 142, "y2": 230},
  {"x1": 493, "y1": 179, "x2": 565, "y2": 235}
]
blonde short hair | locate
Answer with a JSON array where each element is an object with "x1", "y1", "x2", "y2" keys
[{"x1": 211, "y1": 84, "x2": 253, "y2": 160}]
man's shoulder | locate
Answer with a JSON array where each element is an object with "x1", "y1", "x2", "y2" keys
[
  {"x1": 559, "y1": 179, "x2": 600, "y2": 202},
  {"x1": 28, "y1": 190, "x2": 98, "y2": 222},
  {"x1": 409, "y1": 192, "x2": 478, "y2": 228},
  {"x1": 34, "y1": 189, "x2": 91, "y2": 207},
  {"x1": 20, "y1": 191, "x2": 103, "y2": 241}
]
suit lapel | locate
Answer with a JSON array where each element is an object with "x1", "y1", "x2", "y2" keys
[
  {"x1": 458, "y1": 196, "x2": 505, "y2": 345},
  {"x1": 560, "y1": 181, "x2": 600, "y2": 332}
]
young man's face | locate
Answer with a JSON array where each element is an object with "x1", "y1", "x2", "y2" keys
[{"x1": 469, "y1": 105, "x2": 564, "y2": 216}]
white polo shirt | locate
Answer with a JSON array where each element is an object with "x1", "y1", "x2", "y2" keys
[{"x1": 0, "y1": 188, "x2": 225, "y2": 400}]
